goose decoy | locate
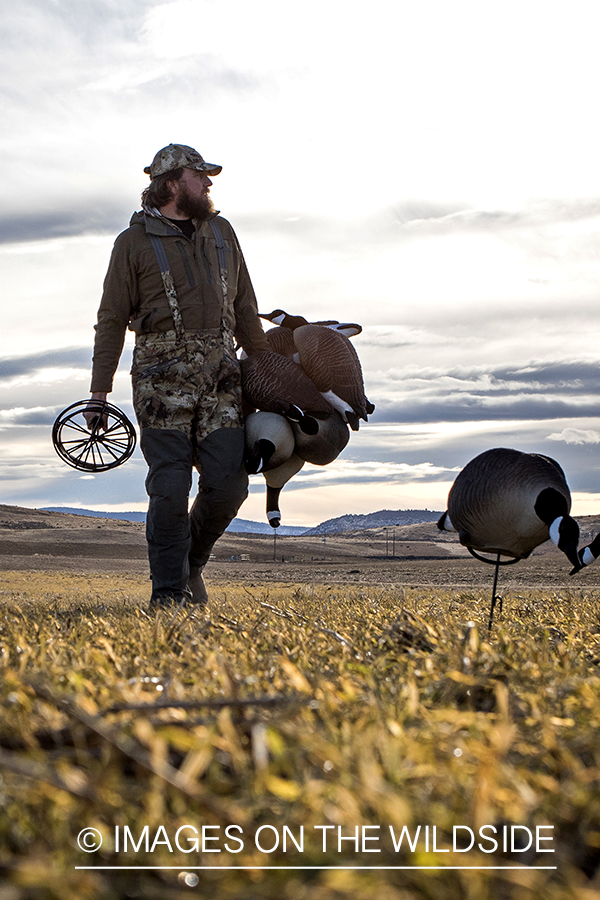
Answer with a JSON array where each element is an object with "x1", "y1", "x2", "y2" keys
[
  {"x1": 259, "y1": 310, "x2": 374, "y2": 430},
  {"x1": 244, "y1": 410, "x2": 349, "y2": 526},
  {"x1": 244, "y1": 411, "x2": 305, "y2": 527},
  {"x1": 240, "y1": 350, "x2": 333, "y2": 435},
  {"x1": 244, "y1": 411, "x2": 296, "y2": 474},
  {"x1": 291, "y1": 409, "x2": 349, "y2": 465},
  {"x1": 263, "y1": 453, "x2": 305, "y2": 528},
  {"x1": 438, "y1": 448, "x2": 580, "y2": 628},
  {"x1": 260, "y1": 309, "x2": 363, "y2": 338},
  {"x1": 291, "y1": 324, "x2": 374, "y2": 430},
  {"x1": 574, "y1": 532, "x2": 600, "y2": 572}
]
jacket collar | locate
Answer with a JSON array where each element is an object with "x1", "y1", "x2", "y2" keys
[{"x1": 131, "y1": 206, "x2": 220, "y2": 237}]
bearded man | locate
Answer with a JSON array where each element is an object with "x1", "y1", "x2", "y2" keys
[{"x1": 87, "y1": 143, "x2": 268, "y2": 609}]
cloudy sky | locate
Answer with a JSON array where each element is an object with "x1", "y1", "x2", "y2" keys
[{"x1": 2, "y1": 0, "x2": 600, "y2": 527}]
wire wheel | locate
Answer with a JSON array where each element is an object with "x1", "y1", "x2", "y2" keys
[{"x1": 52, "y1": 400, "x2": 137, "y2": 472}]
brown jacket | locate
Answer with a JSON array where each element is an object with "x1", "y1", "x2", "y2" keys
[{"x1": 90, "y1": 210, "x2": 269, "y2": 392}]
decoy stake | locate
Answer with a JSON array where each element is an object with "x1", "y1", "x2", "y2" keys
[{"x1": 467, "y1": 548, "x2": 520, "y2": 631}]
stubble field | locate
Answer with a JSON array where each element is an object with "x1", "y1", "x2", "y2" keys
[{"x1": 0, "y1": 506, "x2": 599, "y2": 899}]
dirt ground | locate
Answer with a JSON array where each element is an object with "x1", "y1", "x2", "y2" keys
[{"x1": 2, "y1": 503, "x2": 600, "y2": 592}]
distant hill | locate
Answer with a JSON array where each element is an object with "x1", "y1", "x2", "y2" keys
[
  {"x1": 42, "y1": 507, "x2": 147, "y2": 523},
  {"x1": 41, "y1": 508, "x2": 308, "y2": 536},
  {"x1": 303, "y1": 508, "x2": 443, "y2": 536},
  {"x1": 227, "y1": 518, "x2": 308, "y2": 536},
  {"x1": 41, "y1": 506, "x2": 444, "y2": 536}
]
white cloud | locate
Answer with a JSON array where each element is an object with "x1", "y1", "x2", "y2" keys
[{"x1": 547, "y1": 428, "x2": 600, "y2": 445}]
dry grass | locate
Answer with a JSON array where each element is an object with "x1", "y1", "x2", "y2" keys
[{"x1": 0, "y1": 571, "x2": 599, "y2": 899}]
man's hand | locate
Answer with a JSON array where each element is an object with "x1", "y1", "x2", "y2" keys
[{"x1": 84, "y1": 392, "x2": 109, "y2": 430}]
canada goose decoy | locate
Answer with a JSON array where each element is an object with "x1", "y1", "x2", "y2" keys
[
  {"x1": 244, "y1": 410, "x2": 349, "y2": 526},
  {"x1": 260, "y1": 310, "x2": 373, "y2": 430},
  {"x1": 240, "y1": 350, "x2": 333, "y2": 435},
  {"x1": 291, "y1": 409, "x2": 350, "y2": 465},
  {"x1": 574, "y1": 532, "x2": 600, "y2": 572},
  {"x1": 244, "y1": 411, "x2": 305, "y2": 527},
  {"x1": 438, "y1": 448, "x2": 580, "y2": 628},
  {"x1": 244, "y1": 411, "x2": 296, "y2": 474},
  {"x1": 291, "y1": 324, "x2": 374, "y2": 430},
  {"x1": 260, "y1": 309, "x2": 363, "y2": 338},
  {"x1": 264, "y1": 453, "x2": 304, "y2": 528},
  {"x1": 263, "y1": 453, "x2": 305, "y2": 528}
]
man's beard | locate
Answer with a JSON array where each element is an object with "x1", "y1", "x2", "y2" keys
[{"x1": 176, "y1": 183, "x2": 216, "y2": 220}]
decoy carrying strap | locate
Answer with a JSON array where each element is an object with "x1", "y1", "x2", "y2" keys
[{"x1": 146, "y1": 218, "x2": 229, "y2": 342}]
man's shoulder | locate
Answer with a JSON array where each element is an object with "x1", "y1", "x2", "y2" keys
[
  {"x1": 204, "y1": 214, "x2": 238, "y2": 242},
  {"x1": 111, "y1": 212, "x2": 149, "y2": 249}
]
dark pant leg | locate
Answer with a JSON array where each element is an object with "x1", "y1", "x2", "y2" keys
[
  {"x1": 189, "y1": 427, "x2": 248, "y2": 567},
  {"x1": 141, "y1": 428, "x2": 193, "y2": 601}
]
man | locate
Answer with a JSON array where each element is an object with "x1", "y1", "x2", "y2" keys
[{"x1": 87, "y1": 143, "x2": 269, "y2": 609}]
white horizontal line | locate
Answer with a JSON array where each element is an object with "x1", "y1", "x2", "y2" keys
[{"x1": 75, "y1": 866, "x2": 558, "y2": 871}]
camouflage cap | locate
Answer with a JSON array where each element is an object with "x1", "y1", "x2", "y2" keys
[{"x1": 144, "y1": 144, "x2": 222, "y2": 179}]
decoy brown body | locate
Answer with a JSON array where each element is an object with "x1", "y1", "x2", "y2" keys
[
  {"x1": 292, "y1": 324, "x2": 374, "y2": 430},
  {"x1": 265, "y1": 325, "x2": 296, "y2": 359},
  {"x1": 240, "y1": 350, "x2": 333, "y2": 434},
  {"x1": 438, "y1": 448, "x2": 580, "y2": 568}
]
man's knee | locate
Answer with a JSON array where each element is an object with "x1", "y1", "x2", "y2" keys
[
  {"x1": 192, "y1": 427, "x2": 248, "y2": 517},
  {"x1": 141, "y1": 428, "x2": 193, "y2": 499},
  {"x1": 195, "y1": 427, "x2": 247, "y2": 490}
]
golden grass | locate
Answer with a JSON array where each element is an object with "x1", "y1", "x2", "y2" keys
[{"x1": 0, "y1": 571, "x2": 599, "y2": 899}]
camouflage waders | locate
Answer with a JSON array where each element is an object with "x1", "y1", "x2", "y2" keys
[{"x1": 132, "y1": 328, "x2": 247, "y2": 603}]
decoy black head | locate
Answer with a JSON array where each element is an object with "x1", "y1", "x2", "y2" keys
[
  {"x1": 534, "y1": 488, "x2": 580, "y2": 570},
  {"x1": 260, "y1": 310, "x2": 309, "y2": 330},
  {"x1": 244, "y1": 439, "x2": 276, "y2": 475},
  {"x1": 437, "y1": 511, "x2": 456, "y2": 532},
  {"x1": 285, "y1": 405, "x2": 320, "y2": 435},
  {"x1": 549, "y1": 514, "x2": 580, "y2": 571},
  {"x1": 572, "y1": 531, "x2": 600, "y2": 575}
]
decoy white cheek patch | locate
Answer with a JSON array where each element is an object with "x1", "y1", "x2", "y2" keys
[
  {"x1": 583, "y1": 546, "x2": 596, "y2": 566},
  {"x1": 549, "y1": 517, "x2": 562, "y2": 546}
]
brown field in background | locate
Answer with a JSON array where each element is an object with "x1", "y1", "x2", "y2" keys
[{"x1": 3, "y1": 503, "x2": 600, "y2": 592}]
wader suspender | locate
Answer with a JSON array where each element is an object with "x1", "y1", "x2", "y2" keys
[
  {"x1": 208, "y1": 219, "x2": 229, "y2": 317},
  {"x1": 147, "y1": 233, "x2": 185, "y2": 340},
  {"x1": 147, "y1": 218, "x2": 229, "y2": 340}
]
